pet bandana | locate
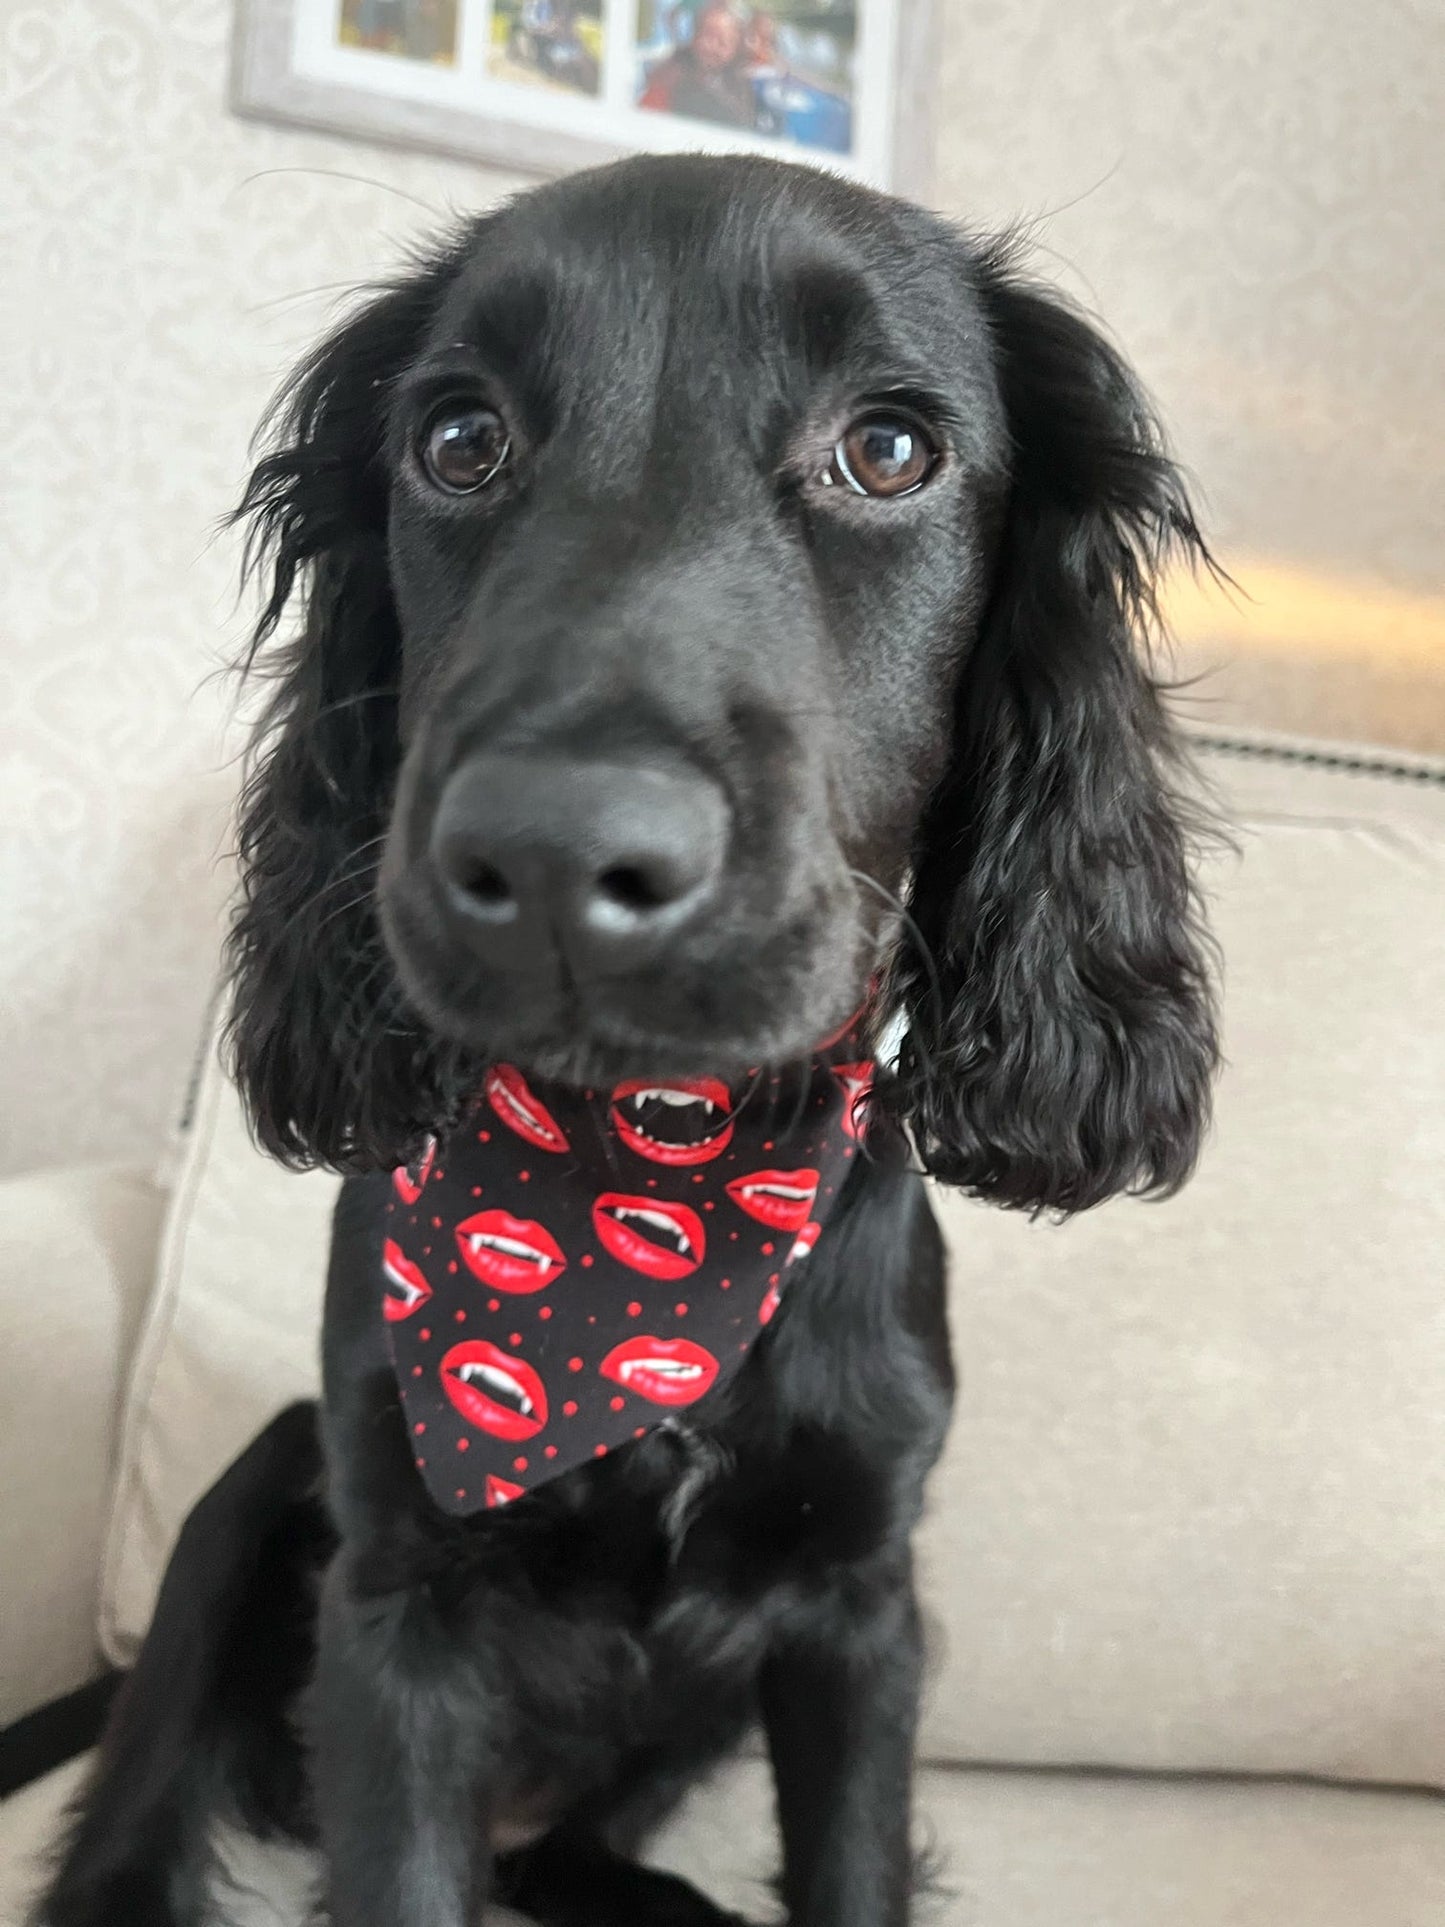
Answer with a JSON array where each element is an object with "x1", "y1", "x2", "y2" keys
[{"x1": 383, "y1": 1033, "x2": 874, "y2": 1516}]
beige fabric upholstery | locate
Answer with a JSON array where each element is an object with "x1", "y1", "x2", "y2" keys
[
  {"x1": 97, "y1": 736, "x2": 1445, "y2": 1788},
  {"x1": 0, "y1": 1165, "x2": 163, "y2": 1726},
  {"x1": 4, "y1": 1754, "x2": 1444, "y2": 1927},
  {"x1": 917, "y1": 742, "x2": 1445, "y2": 1784},
  {"x1": 97, "y1": 1065, "x2": 336, "y2": 1668}
]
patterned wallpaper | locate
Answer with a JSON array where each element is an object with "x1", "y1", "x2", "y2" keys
[
  {"x1": 1, "y1": 0, "x2": 1440, "y2": 1175},
  {"x1": 1, "y1": 3, "x2": 524, "y2": 1175},
  {"x1": 935, "y1": 0, "x2": 1442, "y2": 598}
]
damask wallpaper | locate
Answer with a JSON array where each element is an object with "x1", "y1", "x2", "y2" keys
[
  {"x1": 1, "y1": 0, "x2": 1440, "y2": 1175},
  {"x1": 1, "y1": 3, "x2": 525, "y2": 1175}
]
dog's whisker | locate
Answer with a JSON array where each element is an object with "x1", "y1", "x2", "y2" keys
[
  {"x1": 310, "y1": 889, "x2": 377, "y2": 939},
  {"x1": 233, "y1": 166, "x2": 448, "y2": 220},
  {"x1": 307, "y1": 845, "x2": 389, "y2": 928},
  {"x1": 308, "y1": 861, "x2": 386, "y2": 920},
  {"x1": 849, "y1": 866, "x2": 948, "y2": 1128},
  {"x1": 246, "y1": 279, "x2": 388, "y2": 317},
  {"x1": 783, "y1": 1062, "x2": 813, "y2": 1144},
  {"x1": 332, "y1": 960, "x2": 400, "y2": 1091},
  {"x1": 308, "y1": 834, "x2": 388, "y2": 898},
  {"x1": 301, "y1": 690, "x2": 402, "y2": 731}
]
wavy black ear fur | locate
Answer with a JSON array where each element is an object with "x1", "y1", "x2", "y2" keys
[
  {"x1": 226, "y1": 252, "x2": 472, "y2": 1170},
  {"x1": 889, "y1": 249, "x2": 1220, "y2": 1213}
]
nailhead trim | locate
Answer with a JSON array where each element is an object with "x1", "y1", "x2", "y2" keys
[{"x1": 1192, "y1": 732, "x2": 1445, "y2": 789}]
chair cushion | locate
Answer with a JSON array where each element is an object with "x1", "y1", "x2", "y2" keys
[
  {"x1": 0, "y1": 1164, "x2": 163, "y2": 1725},
  {"x1": 4, "y1": 1753, "x2": 1444, "y2": 1927},
  {"x1": 97, "y1": 732, "x2": 1445, "y2": 1786},
  {"x1": 915, "y1": 736, "x2": 1445, "y2": 1785},
  {"x1": 96, "y1": 1065, "x2": 335, "y2": 1666}
]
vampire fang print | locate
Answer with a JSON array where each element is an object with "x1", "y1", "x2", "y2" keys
[
  {"x1": 440, "y1": 1339, "x2": 549, "y2": 1442},
  {"x1": 382, "y1": 1241, "x2": 433, "y2": 1322},
  {"x1": 485, "y1": 1064, "x2": 571, "y2": 1154},
  {"x1": 610, "y1": 1077, "x2": 735, "y2": 1165},
  {"x1": 456, "y1": 1209, "x2": 567, "y2": 1293},
  {"x1": 392, "y1": 1137, "x2": 436, "y2": 1205},
  {"x1": 384, "y1": 1031, "x2": 872, "y2": 1516},
  {"x1": 599, "y1": 1336, "x2": 721, "y2": 1407},
  {"x1": 725, "y1": 1168, "x2": 820, "y2": 1234},
  {"x1": 592, "y1": 1194, "x2": 706, "y2": 1281},
  {"x1": 832, "y1": 1062, "x2": 873, "y2": 1141}
]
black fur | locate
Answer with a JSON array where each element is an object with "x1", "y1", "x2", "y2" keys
[
  {"x1": 36, "y1": 1405, "x2": 330, "y2": 1926},
  {"x1": 37, "y1": 155, "x2": 1217, "y2": 1927},
  {"x1": 891, "y1": 274, "x2": 1217, "y2": 1210}
]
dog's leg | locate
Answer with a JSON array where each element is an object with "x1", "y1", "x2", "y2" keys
[
  {"x1": 497, "y1": 1830, "x2": 753, "y2": 1927},
  {"x1": 309, "y1": 1561, "x2": 495, "y2": 1927},
  {"x1": 759, "y1": 1567, "x2": 922, "y2": 1927}
]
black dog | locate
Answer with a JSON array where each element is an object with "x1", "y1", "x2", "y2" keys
[{"x1": 38, "y1": 155, "x2": 1217, "y2": 1927}]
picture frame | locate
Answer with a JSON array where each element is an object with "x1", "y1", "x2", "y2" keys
[{"x1": 231, "y1": 0, "x2": 939, "y2": 198}]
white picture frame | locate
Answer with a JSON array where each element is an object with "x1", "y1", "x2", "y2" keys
[{"x1": 232, "y1": 0, "x2": 939, "y2": 197}]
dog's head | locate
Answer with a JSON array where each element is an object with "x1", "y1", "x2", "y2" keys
[{"x1": 230, "y1": 155, "x2": 1217, "y2": 1211}]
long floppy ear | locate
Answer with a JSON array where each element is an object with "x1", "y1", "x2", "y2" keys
[
  {"x1": 890, "y1": 255, "x2": 1220, "y2": 1213},
  {"x1": 226, "y1": 262, "x2": 468, "y2": 1170}
]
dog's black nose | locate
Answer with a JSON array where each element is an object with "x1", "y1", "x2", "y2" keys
[{"x1": 430, "y1": 754, "x2": 729, "y2": 974}]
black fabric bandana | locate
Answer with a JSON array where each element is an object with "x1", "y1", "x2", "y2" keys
[{"x1": 383, "y1": 1030, "x2": 874, "y2": 1516}]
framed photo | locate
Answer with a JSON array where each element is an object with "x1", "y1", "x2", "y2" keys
[{"x1": 232, "y1": 0, "x2": 939, "y2": 195}]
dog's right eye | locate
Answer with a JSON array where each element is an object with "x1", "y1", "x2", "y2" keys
[
  {"x1": 418, "y1": 404, "x2": 512, "y2": 495},
  {"x1": 827, "y1": 411, "x2": 939, "y2": 499}
]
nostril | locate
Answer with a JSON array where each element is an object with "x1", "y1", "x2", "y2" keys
[
  {"x1": 439, "y1": 842, "x2": 519, "y2": 922},
  {"x1": 461, "y1": 860, "x2": 514, "y2": 909},
  {"x1": 596, "y1": 864, "x2": 671, "y2": 915}
]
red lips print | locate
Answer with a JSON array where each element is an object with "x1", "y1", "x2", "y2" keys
[
  {"x1": 725, "y1": 1168, "x2": 819, "y2": 1234},
  {"x1": 599, "y1": 1336, "x2": 721, "y2": 1407},
  {"x1": 392, "y1": 1136, "x2": 437, "y2": 1205},
  {"x1": 814, "y1": 997, "x2": 873, "y2": 1051},
  {"x1": 832, "y1": 1061, "x2": 874, "y2": 1141},
  {"x1": 485, "y1": 1065, "x2": 570, "y2": 1154},
  {"x1": 381, "y1": 1240, "x2": 433, "y2": 1322},
  {"x1": 760, "y1": 1221, "x2": 822, "y2": 1326},
  {"x1": 785, "y1": 1221, "x2": 821, "y2": 1266},
  {"x1": 609, "y1": 1077, "x2": 734, "y2": 1166},
  {"x1": 455, "y1": 1209, "x2": 566, "y2": 1293},
  {"x1": 592, "y1": 1193, "x2": 705, "y2": 1280},
  {"x1": 387, "y1": 1039, "x2": 862, "y2": 1518},
  {"x1": 440, "y1": 1340, "x2": 548, "y2": 1442}
]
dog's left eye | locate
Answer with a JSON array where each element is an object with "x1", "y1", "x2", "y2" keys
[
  {"x1": 418, "y1": 403, "x2": 512, "y2": 495},
  {"x1": 826, "y1": 412, "x2": 939, "y2": 498}
]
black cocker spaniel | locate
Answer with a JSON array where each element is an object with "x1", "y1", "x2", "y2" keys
[{"x1": 39, "y1": 154, "x2": 1217, "y2": 1927}]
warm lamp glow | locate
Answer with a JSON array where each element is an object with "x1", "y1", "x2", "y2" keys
[{"x1": 1164, "y1": 558, "x2": 1445, "y2": 670}]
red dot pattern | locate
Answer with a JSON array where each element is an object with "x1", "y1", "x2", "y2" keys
[{"x1": 383, "y1": 1041, "x2": 867, "y2": 1517}]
